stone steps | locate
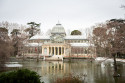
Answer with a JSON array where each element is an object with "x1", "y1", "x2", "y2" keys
[{"x1": 44, "y1": 55, "x2": 63, "y2": 61}]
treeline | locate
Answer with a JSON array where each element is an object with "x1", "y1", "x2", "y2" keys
[{"x1": 0, "y1": 21, "x2": 40, "y2": 71}]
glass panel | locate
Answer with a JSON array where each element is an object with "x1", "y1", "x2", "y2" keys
[
  {"x1": 52, "y1": 47, "x2": 54, "y2": 55},
  {"x1": 59, "y1": 47, "x2": 61, "y2": 55}
]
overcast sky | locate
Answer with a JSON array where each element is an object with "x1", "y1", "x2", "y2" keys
[{"x1": 0, "y1": 0, "x2": 125, "y2": 33}]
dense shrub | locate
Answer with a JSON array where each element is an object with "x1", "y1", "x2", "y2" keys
[
  {"x1": 54, "y1": 74, "x2": 83, "y2": 83},
  {"x1": 0, "y1": 69, "x2": 41, "y2": 83}
]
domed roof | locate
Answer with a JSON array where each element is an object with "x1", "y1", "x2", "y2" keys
[{"x1": 51, "y1": 22, "x2": 65, "y2": 34}]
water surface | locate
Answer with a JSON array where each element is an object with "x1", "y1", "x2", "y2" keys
[{"x1": 6, "y1": 59, "x2": 125, "y2": 83}]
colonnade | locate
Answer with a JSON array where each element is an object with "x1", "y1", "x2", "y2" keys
[{"x1": 42, "y1": 46, "x2": 65, "y2": 56}]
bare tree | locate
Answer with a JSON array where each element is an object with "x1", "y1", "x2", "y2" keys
[
  {"x1": 106, "y1": 19, "x2": 125, "y2": 76},
  {"x1": 0, "y1": 27, "x2": 14, "y2": 71},
  {"x1": 91, "y1": 19, "x2": 125, "y2": 77},
  {"x1": 92, "y1": 23, "x2": 108, "y2": 57}
]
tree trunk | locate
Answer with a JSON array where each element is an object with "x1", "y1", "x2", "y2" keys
[
  {"x1": 113, "y1": 53, "x2": 120, "y2": 77},
  {"x1": 113, "y1": 54, "x2": 117, "y2": 72}
]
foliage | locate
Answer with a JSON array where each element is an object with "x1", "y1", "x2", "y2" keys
[
  {"x1": 26, "y1": 22, "x2": 40, "y2": 38},
  {"x1": 0, "y1": 27, "x2": 8, "y2": 32},
  {"x1": 71, "y1": 30, "x2": 81, "y2": 35},
  {"x1": 11, "y1": 29, "x2": 20, "y2": 36},
  {"x1": 0, "y1": 69, "x2": 41, "y2": 83},
  {"x1": 54, "y1": 74, "x2": 83, "y2": 83}
]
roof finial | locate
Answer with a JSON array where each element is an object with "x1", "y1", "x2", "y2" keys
[
  {"x1": 56, "y1": 20, "x2": 61, "y2": 25},
  {"x1": 58, "y1": 20, "x2": 60, "y2": 24}
]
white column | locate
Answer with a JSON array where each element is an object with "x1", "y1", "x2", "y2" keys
[
  {"x1": 61, "y1": 47, "x2": 62, "y2": 55},
  {"x1": 47, "y1": 46, "x2": 49, "y2": 55},
  {"x1": 64, "y1": 47, "x2": 65, "y2": 56},
  {"x1": 54, "y1": 47, "x2": 56, "y2": 55},
  {"x1": 58, "y1": 47, "x2": 59, "y2": 55},
  {"x1": 51, "y1": 47, "x2": 52, "y2": 55}
]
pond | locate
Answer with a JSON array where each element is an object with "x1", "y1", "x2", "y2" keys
[{"x1": 4, "y1": 59, "x2": 125, "y2": 83}]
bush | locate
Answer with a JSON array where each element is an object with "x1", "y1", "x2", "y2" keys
[
  {"x1": 54, "y1": 74, "x2": 83, "y2": 83},
  {"x1": 0, "y1": 69, "x2": 41, "y2": 83}
]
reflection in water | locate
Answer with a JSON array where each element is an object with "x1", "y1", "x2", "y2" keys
[
  {"x1": 41, "y1": 61, "x2": 65, "y2": 75},
  {"x1": 13, "y1": 60, "x2": 125, "y2": 83}
]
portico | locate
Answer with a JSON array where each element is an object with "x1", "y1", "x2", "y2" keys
[{"x1": 42, "y1": 43, "x2": 71, "y2": 56}]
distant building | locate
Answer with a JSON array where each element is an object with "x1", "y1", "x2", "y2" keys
[{"x1": 24, "y1": 22, "x2": 96, "y2": 59}]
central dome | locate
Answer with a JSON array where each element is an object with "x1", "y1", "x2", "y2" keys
[{"x1": 51, "y1": 22, "x2": 65, "y2": 34}]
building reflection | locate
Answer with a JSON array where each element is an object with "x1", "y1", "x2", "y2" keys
[
  {"x1": 40, "y1": 61, "x2": 95, "y2": 77},
  {"x1": 41, "y1": 61, "x2": 66, "y2": 75}
]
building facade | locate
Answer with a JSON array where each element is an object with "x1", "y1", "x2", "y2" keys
[{"x1": 24, "y1": 22, "x2": 96, "y2": 59}]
